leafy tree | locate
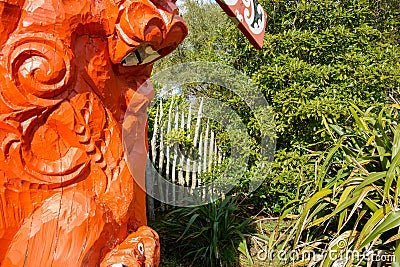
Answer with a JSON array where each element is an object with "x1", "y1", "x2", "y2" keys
[
  {"x1": 155, "y1": 0, "x2": 227, "y2": 69},
  {"x1": 154, "y1": 0, "x2": 400, "y2": 214}
]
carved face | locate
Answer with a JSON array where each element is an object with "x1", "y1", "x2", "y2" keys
[
  {"x1": 0, "y1": 0, "x2": 187, "y2": 182},
  {"x1": 0, "y1": 0, "x2": 187, "y2": 117},
  {"x1": 0, "y1": 0, "x2": 187, "y2": 232}
]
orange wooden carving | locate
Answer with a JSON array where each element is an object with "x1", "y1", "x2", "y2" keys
[{"x1": 0, "y1": 0, "x2": 187, "y2": 266}]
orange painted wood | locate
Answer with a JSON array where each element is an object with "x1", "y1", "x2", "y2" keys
[{"x1": 0, "y1": 0, "x2": 187, "y2": 265}]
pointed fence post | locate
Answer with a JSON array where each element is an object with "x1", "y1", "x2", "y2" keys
[
  {"x1": 178, "y1": 112, "x2": 185, "y2": 186},
  {"x1": 148, "y1": 97, "x2": 228, "y2": 211},
  {"x1": 203, "y1": 119, "x2": 209, "y2": 173},
  {"x1": 191, "y1": 99, "x2": 203, "y2": 189},
  {"x1": 157, "y1": 100, "x2": 165, "y2": 211},
  {"x1": 185, "y1": 104, "x2": 192, "y2": 187},
  {"x1": 171, "y1": 105, "x2": 179, "y2": 203},
  {"x1": 165, "y1": 98, "x2": 174, "y2": 206},
  {"x1": 209, "y1": 130, "x2": 215, "y2": 172},
  {"x1": 146, "y1": 103, "x2": 159, "y2": 221}
]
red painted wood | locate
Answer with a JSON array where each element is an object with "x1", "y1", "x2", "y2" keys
[{"x1": 217, "y1": 0, "x2": 267, "y2": 49}]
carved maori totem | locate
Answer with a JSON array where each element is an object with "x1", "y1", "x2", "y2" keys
[{"x1": 0, "y1": 0, "x2": 187, "y2": 265}]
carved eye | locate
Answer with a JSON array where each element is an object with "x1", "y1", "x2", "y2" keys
[
  {"x1": 121, "y1": 45, "x2": 161, "y2": 67},
  {"x1": 138, "y1": 242, "x2": 145, "y2": 255}
]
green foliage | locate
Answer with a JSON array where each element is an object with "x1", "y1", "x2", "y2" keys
[
  {"x1": 229, "y1": 0, "x2": 400, "y2": 148},
  {"x1": 275, "y1": 104, "x2": 400, "y2": 266},
  {"x1": 155, "y1": 0, "x2": 228, "y2": 69},
  {"x1": 155, "y1": 196, "x2": 253, "y2": 267},
  {"x1": 164, "y1": 128, "x2": 193, "y2": 147},
  {"x1": 153, "y1": 0, "x2": 400, "y2": 216},
  {"x1": 150, "y1": 1, "x2": 400, "y2": 265},
  {"x1": 253, "y1": 149, "x2": 314, "y2": 214}
]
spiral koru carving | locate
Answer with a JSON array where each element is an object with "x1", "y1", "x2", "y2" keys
[{"x1": 2, "y1": 33, "x2": 73, "y2": 100}]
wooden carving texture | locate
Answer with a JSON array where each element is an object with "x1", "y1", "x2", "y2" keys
[{"x1": 0, "y1": 0, "x2": 187, "y2": 266}]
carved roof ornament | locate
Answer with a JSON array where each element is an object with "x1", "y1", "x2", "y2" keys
[{"x1": 217, "y1": 0, "x2": 267, "y2": 49}]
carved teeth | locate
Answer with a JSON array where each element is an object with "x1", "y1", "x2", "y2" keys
[
  {"x1": 75, "y1": 125, "x2": 85, "y2": 134},
  {"x1": 98, "y1": 160, "x2": 107, "y2": 169},
  {"x1": 93, "y1": 152, "x2": 103, "y2": 162},
  {"x1": 78, "y1": 134, "x2": 91, "y2": 143},
  {"x1": 121, "y1": 45, "x2": 161, "y2": 66},
  {"x1": 85, "y1": 143, "x2": 96, "y2": 153}
]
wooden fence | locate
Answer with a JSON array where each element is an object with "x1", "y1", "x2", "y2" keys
[{"x1": 146, "y1": 97, "x2": 224, "y2": 220}]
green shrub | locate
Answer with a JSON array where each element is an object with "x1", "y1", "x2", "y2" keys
[
  {"x1": 216, "y1": 0, "x2": 400, "y2": 216},
  {"x1": 275, "y1": 104, "x2": 400, "y2": 266},
  {"x1": 155, "y1": 196, "x2": 253, "y2": 267},
  {"x1": 156, "y1": 0, "x2": 400, "y2": 216},
  {"x1": 249, "y1": 149, "x2": 314, "y2": 214}
]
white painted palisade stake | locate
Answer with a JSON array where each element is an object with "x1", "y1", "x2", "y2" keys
[
  {"x1": 178, "y1": 112, "x2": 185, "y2": 186},
  {"x1": 171, "y1": 105, "x2": 179, "y2": 202},
  {"x1": 165, "y1": 98, "x2": 174, "y2": 202},
  {"x1": 209, "y1": 130, "x2": 215, "y2": 172},
  {"x1": 203, "y1": 119, "x2": 209, "y2": 173},
  {"x1": 185, "y1": 104, "x2": 192, "y2": 188},
  {"x1": 157, "y1": 100, "x2": 165, "y2": 210},
  {"x1": 147, "y1": 103, "x2": 160, "y2": 221},
  {"x1": 191, "y1": 98, "x2": 203, "y2": 189},
  {"x1": 198, "y1": 133, "x2": 203, "y2": 187}
]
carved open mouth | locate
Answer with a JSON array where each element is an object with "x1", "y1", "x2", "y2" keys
[
  {"x1": 120, "y1": 45, "x2": 159, "y2": 67},
  {"x1": 120, "y1": 44, "x2": 176, "y2": 67}
]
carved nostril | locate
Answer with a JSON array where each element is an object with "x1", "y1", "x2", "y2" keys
[{"x1": 144, "y1": 23, "x2": 163, "y2": 45}]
